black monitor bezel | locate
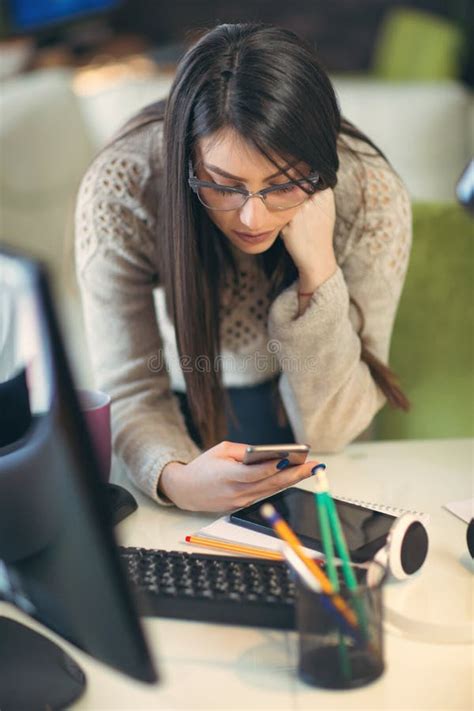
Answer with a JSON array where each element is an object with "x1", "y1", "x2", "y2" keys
[{"x1": 0, "y1": 247, "x2": 158, "y2": 684}]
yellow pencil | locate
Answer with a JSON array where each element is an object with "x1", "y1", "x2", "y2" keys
[
  {"x1": 260, "y1": 503, "x2": 358, "y2": 629},
  {"x1": 185, "y1": 534, "x2": 284, "y2": 560}
]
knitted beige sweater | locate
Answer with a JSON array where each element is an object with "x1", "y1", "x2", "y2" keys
[{"x1": 75, "y1": 121, "x2": 411, "y2": 503}]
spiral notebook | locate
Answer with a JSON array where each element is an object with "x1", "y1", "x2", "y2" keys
[
  {"x1": 330, "y1": 493, "x2": 430, "y2": 525},
  {"x1": 191, "y1": 493, "x2": 429, "y2": 556}
]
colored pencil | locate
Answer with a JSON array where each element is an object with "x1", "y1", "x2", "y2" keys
[
  {"x1": 316, "y1": 469, "x2": 358, "y2": 591},
  {"x1": 314, "y1": 473, "x2": 351, "y2": 680},
  {"x1": 313, "y1": 487, "x2": 339, "y2": 591},
  {"x1": 281, "y1": 543, "x2": 362, "y2": 645},
  {"x1": 185, "y1": 534, "x2": 284, "y2": 560},
  {"x1": 260, "y1": 503, "x2": 359, "y2": 629},
  {"x1": 316, "y1": 469, "x2": 368, "y2": 635}
]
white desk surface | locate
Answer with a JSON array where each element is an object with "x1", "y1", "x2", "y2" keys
[{"x1": 2, "y1": 438, "x2": 473, "y2": 710}]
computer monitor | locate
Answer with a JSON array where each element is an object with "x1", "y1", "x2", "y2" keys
[
  {"x1": 0, "y1": 248, "x2": 158, "y2": 709},
  {"x1": 4, "y1": 0, "x2": 120, "y2": 34}
]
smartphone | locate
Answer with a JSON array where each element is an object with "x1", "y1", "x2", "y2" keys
[
  {"x1": 243, "y1": 443, "x2": 310, "y2": 466},
  {"x1": 230, "y1": 486, "x2": 397, "y2": 562}
]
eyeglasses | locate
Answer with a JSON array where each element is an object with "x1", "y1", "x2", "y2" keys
[{"x1": 188, "y1": 160, "x2": 320, "y2": 212}]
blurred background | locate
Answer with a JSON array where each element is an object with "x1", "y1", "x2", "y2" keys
[{"x1": 0, "y1": 0, "x2": 472, "y2": 441}]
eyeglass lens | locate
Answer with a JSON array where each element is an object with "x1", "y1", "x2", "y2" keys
[{"x1": 196, "y1": 181, "x2": 315, "y2": 210}]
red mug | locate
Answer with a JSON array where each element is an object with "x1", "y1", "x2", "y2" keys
[{"x1": 77, "y1": 389, "x2": 111, "y2": 482}]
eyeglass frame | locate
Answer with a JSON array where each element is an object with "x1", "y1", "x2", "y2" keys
[{"x1": 187, "y1": 159, "x2": 321, "y2": 212}]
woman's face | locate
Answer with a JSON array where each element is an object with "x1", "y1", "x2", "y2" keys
[{"x1": 194, "y1": 128, "x2": 309, "y2": 254}]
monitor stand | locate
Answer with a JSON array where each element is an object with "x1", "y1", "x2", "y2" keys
[{"x1": 0, "y1": 617, "x2": 86, "y2": 710}]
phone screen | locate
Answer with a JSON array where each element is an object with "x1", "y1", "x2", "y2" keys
[{"x1": 230, "y1": 487, "x2": 396, "y2": 562}]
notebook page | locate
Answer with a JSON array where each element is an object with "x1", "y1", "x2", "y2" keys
[
  {"x1": 443, "y1": 498, "x2": 474, "y2": 523},
  {"x1": 195, "y1": 516, "x2": 321, "y2": 558}
]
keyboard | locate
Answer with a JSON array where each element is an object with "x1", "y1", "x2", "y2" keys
[{"x1": 119, "y1": 546, "x2": 296, "y2": 630}]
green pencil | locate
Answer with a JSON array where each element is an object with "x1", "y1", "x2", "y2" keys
[
  {"x1": 316, "y1": 468, "x2": 369, "y2": 637},
  {"x1": 313, "y1": 488, "x2": 339, "y2": 591},
  {"x1": 314, "y1": 473, "x2": 351, "y2": 682}
]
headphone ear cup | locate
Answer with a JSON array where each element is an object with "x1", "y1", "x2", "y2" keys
[
  {"x1": 467, "y1": 518, "x2": 474, "y2": 558},
  {"x1": 385, "y1": 514, "x2": 429, "y2": 580},
  {"x1": 400, "y1": 520, "x2": 429, "y2": 575}
]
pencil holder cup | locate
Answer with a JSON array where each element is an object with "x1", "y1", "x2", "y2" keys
[{"x1": 296, "y1": 561, "x2": 386, "y2": 690}]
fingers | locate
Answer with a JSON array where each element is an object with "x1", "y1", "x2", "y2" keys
[
  {"x1": 234, "y1": 460, "x2": 320, "y2": 504},
  {"x1": 232, "y1": 456, "x2": 318, "y2": 484},
  {"x1": 212, "y1": 440, "x2": 249, "y2": 461},
  {"x1": 231, "y1": 462, "x2": 319, "y2": 510},
  {"x1": 213, "y1": 450, "x2": 293, "y2": 483},
  {"x1": 308, "y1": 187, "x2": 335, "y2": 218},
  {"x1": 258, "y1": 461, "x2": 317, "y2": 495},
  {"x1": 230, "y1": 458, "x2": 285, "y2": 483}
]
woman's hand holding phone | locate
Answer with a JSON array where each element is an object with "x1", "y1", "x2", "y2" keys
[{"x1": 159, "y1": 440, "x2": 320, "y2": 512}]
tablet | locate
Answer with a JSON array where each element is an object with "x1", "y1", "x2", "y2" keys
[{"x1": 230, "y1": 487, "x2": 397, "y2": 562}]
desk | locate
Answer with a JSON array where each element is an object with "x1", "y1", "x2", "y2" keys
[{"x1": 2, "y1": 438, "x2": 473, "y2": 709}]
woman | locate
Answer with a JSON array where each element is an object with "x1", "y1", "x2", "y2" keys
[{"x1": 75, "y1": 23, "x2": 411, "y2": 512}]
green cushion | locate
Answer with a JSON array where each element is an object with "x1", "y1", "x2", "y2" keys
[
  {"x1": 373, "y1": 8, "x2": 464, "y2": 80},
  {"x1": 375, "y1": 202, "x2": 474, "y2": 440}
]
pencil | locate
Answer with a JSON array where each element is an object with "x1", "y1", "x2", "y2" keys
[
  {"x1": 316, "y1": 469, "x2": 358, "y2": 592},
  {"x1": 185, "y1": 535, "x2": 284, "y2": 560},
  {"x1": 314, "y1": 473, "x2": 352, "y2": 680},
  {"x1": 314, "y1": 488, "x2": 339, "y2": 591},
  {"x1": 281, "y1": 543, "x2": 363, "y2": 645},
  {"x1": 316, "y1": 469, "x2": 369, "y2": 636},
  {"x1": 260, "y1": 503, "x2": 358, "y2": 630}
]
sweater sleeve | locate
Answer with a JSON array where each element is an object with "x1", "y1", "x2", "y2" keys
[
  {"x1": 267, "y1": 158, "x2": 412, "y2": 452},
  {"x1": 75, "y1": 129, "x2": 201, "y2": 503}
]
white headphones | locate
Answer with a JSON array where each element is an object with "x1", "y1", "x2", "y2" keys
[
  {"x1": 366, "y1": 514, "x2": 473, "y2": 644},
  {"x1": 371, "y1": 513, "x2": 429, "y2": 581}
]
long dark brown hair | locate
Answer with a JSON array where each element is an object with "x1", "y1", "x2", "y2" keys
[{"x1": 114, "y1": 23, "x2": 409, "y2": 449}]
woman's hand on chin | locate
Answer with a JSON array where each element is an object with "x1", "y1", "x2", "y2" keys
[{"x1": 280, "y1": 187, "x2": 337, "y2": 292}]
